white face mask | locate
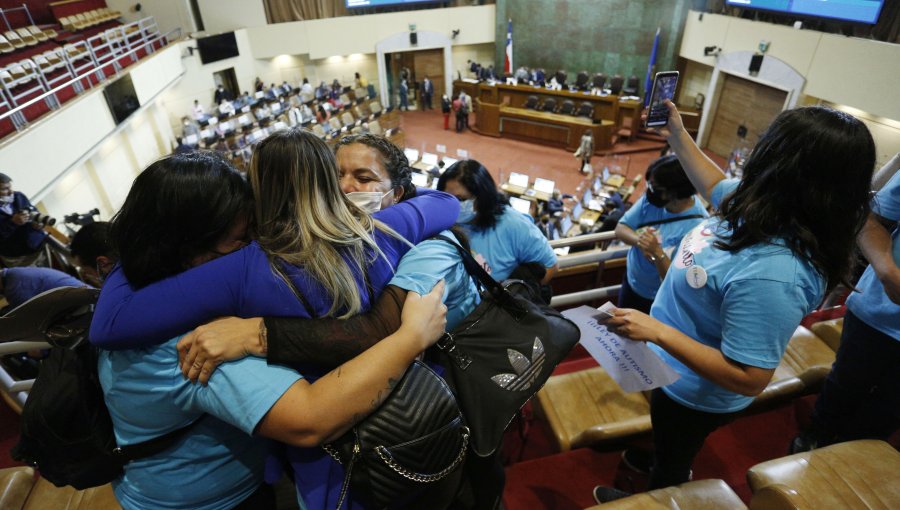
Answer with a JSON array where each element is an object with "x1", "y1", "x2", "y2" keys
[
  {"x1": 0, "y1": 194, "x2": 13, "y2": 205},
  {"x1": 457, "y1": 199, "x2": 476, "y2": 223},
  {"x1": 346, "y1": 190, "x2": 392, "y2": 213}
]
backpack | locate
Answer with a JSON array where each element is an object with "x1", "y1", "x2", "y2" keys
[{"x1": 6, "y1": 287, "x2": 197, "y2": 489}]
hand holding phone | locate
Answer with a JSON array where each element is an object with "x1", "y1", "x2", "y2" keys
[{"x1": 645, "y1": 71, "x2": 679, "y2": 128}]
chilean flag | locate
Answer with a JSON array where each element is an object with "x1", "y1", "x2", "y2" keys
[{"x1": 504, "y1": 19, "x2": 513, "y2": 74}]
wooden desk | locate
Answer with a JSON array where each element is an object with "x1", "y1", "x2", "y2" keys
[
  {"x1": 454, "y1": 81, "x2": 621, "y2": 124},
  {"x1": 490, "y1": 106, "x2": 614, "y2": 151}
]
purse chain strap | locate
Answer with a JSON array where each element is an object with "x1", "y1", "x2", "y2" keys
[{"x1": 374, "y1": 426, "x2": 470, "y2": 483}]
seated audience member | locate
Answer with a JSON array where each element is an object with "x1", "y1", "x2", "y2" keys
[
  {"x1": 192, "y1": 100, "x2": 209, "y2": 124},
  {"x1": 0, "y1": 266, "x2": 87, "y2": 310},
  {"x1": 90, "y1": 132, "x2": 460, "y2": 509},
  {"x1": 438, "y1": 160, "x2": 558, "y2": 284},
  {"x1": 299, "y1": 77, "x2": 313, "y2": 98},
  {"x1": 218, "y1": 98, "x2": 235, "y2": 117},
  {"x1": 69, "y1": 221, "x2": 115, "y2": 287},
  {"x1": 792, "y1": 161, "x2": 900, "y2": 453},
  {"x1": 181, "y1": 117, "x2": 199, "y2": 138},
  {"x1": 97, "y1": 151, "x2": 449, "y2": 510},
  {"x1": 614, "y1": 155, "x2": 707, "y2": 313},
  {"x1": 280, "y1": 81, "x2": 292, "y2": 96},
  {"x1": 0, "y1": 173, "x2": 49, "y2": 262},
  {"x1": 315, "y1": 81, "x2": 328, "y2": 101},
  {"x1": 546, "y1": 189, "x2": 564, "y2": 217},
  {"x1": 592, "y1": 101, "x2": 876, "y2": 503},
  {"x1": 299, "y1": 103, "x2": 315, "y2": 123},
  {"x1": 265, "y1": 83, "x2": 278, "y2": 100},
  {"x1": 514, "y1": 66, "x2": 530, "y2": 83},
  {"x1": 254, "y1": 104, "x2": 271, "y2": 121}
]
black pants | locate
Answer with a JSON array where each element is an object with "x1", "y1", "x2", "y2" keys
[
  {"x1": 617, "y1": 277, "x2": 654, "y2": 314},
  {"x1": 811, "y1": 310, "x2": 900, "y2": 445},
  {"x1": 456, "y1": 113, "x2": 465, "y2": 132},
  {"x1": 647, "y1": 389, "x2": 738, "y2": 489}
]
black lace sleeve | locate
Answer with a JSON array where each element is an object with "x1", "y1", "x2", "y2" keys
[{"x1": 265, "y1": 286, "x2": 407, "y2": 369}]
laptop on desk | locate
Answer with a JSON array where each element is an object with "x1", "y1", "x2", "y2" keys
[
  {"x1": 504, "y1": 172, "x2": 529, "y2": 195},
  {"x1": 532, "y1": 177, "x2": 555, "y2": 201}
]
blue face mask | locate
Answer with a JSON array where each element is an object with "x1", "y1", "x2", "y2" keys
[{"x1": 457, "y1": 199, "x2": 476, "y2": 224}]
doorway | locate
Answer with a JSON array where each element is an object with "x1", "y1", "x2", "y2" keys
[
  {"x1": 212, "y1": 68, "x2": 239, "y2": 101},
  {"x1": 387, "y1": 48, "x2": 444, "y2": 110},
  {"x1": 706, "y1": 73, "x2": 787, "y2": 159}
]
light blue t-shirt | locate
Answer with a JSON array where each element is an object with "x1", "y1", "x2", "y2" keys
[
  {"x1": 847, "y1": 170, "x2": 900, "y2": 340},
  {"x1": 649, "y1": 179, "x2": 825, "y2": 413},
  {"x1": 460, "y1": 205, "x2": 557, "y2": 281},
  {"x1": 619, "y1": 195, "x2": 708, "y2": 299},
  {"x1": 388, "y1": 230, "x2": 480, "y2": 329},
  {"x1": 98, "y1": 337, "x2": 302, "y2": 510}
]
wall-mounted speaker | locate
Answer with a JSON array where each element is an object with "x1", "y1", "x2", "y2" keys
[{"x1": 410, "y1": 32, "x2": 417, "y2": 45}]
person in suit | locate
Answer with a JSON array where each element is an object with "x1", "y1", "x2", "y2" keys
[
  {"x1": 421, "y1": 76, "x2": 434, "y2": 110},
  {"x1": 399, "y1": 79, "x2": 409, "y2": 111}
]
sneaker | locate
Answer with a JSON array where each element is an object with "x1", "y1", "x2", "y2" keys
[
  {"x1": 621, "y1": 448, "x2": 653, "y2": 474},
  {"x1": 592, "y1": 486, "x2": 633, "y2": 504}
]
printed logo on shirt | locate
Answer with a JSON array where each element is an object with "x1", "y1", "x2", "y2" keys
[
  {"x1": 474, "y1": 252, "x2": 492, "y2": 275},
  {"x1": 673, "y1": 222, "x2": 714, "y2": 270}
]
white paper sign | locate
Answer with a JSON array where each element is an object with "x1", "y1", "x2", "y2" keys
[
  {"x1": 457, "y1": 149, "x2": 469, "y2": 158},
  {"x1": 436, "y1": 144, "x2": 446, "y2": 154},
  {"x1": 562, "y1": 303, "x2": 679, "y2": 392}
]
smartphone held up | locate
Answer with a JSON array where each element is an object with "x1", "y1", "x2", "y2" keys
[{"x1": 645, "y1": 71, "x2": 679, "y2": 128}]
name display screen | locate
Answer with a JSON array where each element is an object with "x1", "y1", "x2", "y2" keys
[{"x1": 725, "y1": 0, "x2": 884, "y2": 24}]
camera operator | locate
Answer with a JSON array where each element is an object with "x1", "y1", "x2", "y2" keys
[{"x1": 0, "y1": 173, "x2": 51, "y2": 265}]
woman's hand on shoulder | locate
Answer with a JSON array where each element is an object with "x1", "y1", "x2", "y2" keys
[
  {"x1": 176, "y1": 317, "x2": 266, "y2": 385},
  {"x1": 603, "y1": 308, "x2": 667, "y2": 345},
  {"x1": 398, "y1": 279, "x2": 447, "y2": 351}
]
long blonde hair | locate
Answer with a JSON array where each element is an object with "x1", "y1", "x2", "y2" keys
[{"x1": 249, "y1": 128, "x2": 394, "y2": 318}]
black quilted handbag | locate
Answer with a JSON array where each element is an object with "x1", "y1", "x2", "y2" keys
[
  {"x1": 323, "y1": 360, "x2": 469, "y2": 509},
  {"x1": 432, "y1": 235, "x2": 580, "y2": 456}
]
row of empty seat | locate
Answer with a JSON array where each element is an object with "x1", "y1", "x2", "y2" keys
[
  {"x1": 0, "y1": 26, "x2": 58, "y2": 52},
  {"x1": 523, "y1": 95, "x2": 595, "y2": 118},
  {"x1": 59, "y1": 8, "x2": 121, "y2": 32},
  {"x1": 587, "y1": 440, "x2": 899, "y2": 510}
]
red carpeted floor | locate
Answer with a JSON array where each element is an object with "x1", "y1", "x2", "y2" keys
[{"x1": 500, "y1": 399, "x2": 806, "y2": 509}]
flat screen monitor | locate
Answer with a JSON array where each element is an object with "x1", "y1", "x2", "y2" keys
[
  {"x1": 508, "y1": 172, "x2": 529, "y2": 189},
  {"x1": 602, "y1": 166, "x2": 611, "y2": 182},
  {"x1": 509, "y1": 197, "x2": 532, "y2": 216},
  {"x1": 403, "y1": 148, "x2": 420, "y2": 162},
  {"x1": 572, "y1": 202, "x2": 583, "y2": 221},
  {"x1": 725, "y1": 0, "x2": 884, "y2": 24},
  {"x1": 103, "y1": 75, "x2": 140, "y2": 125},
  {"x1": 347, "y1": 0, "x2": 435, "y2": 7},
  {"x1": 196, "y1": 32, "x2": 239, "y2": 64},
  {"x1": 410, "y1": 172, "x2": 429, "y2": 187},
  {"x1": 533, "y1": 177, "x2": 555, "y2": 194},
  {"x1": 560, "y1": 215, "x2": 573, "y2": 235},
  {"x1": 593, "y1": 176, "x2": 603, "y2": 193},
  {"x1": 582, "y1": 188, "x2": 593, "y2": 207}
]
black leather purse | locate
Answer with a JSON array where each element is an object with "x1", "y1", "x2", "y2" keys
[
  {"x1": 323, "y1": 360, "x2": 469, "y2": 509},
  {"x1": 432, "y1": 235, "x2": 581, "y2": 456}
]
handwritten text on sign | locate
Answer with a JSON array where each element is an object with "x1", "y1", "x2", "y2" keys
[{"x1": 562, "y1": 304, "x2": 679, "y2": 392}]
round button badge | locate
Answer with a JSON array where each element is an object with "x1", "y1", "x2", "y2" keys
[{"x1": 686, "y1": 265, "x2": 708, "y2": 289}]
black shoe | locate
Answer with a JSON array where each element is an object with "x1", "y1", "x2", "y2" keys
[
  {"x1": 592, "y1": 486, "x2": 632, "y2": 504},
  {"x1": 789, "y1": 432, "x2": 818, "y2": 454},
  {"x1": 621, "y1": 448, "x2": 653, "y2": 474}
]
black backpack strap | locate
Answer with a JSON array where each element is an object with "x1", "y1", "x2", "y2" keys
[
  {"x1": 112, "y1": 416, "x2": 206, "y2": 464},
  {"x1": 635, "y1": 214, "x2": 705, "y2": 230},
  {"x1": 431, "y1": 234, "x2": 525, "y2": 316}
]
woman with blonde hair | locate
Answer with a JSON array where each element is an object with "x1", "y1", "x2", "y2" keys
[{"x1": 91, "y1": 129, "x2": 460, "y2": 509}]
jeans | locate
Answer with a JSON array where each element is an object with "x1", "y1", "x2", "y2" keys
[
  {"x1": 810, "y1": 310, "x2": 900, "y2": 445},
  {"x1": 648, "y1": 389, "x2": 738, "y2": 489}
]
